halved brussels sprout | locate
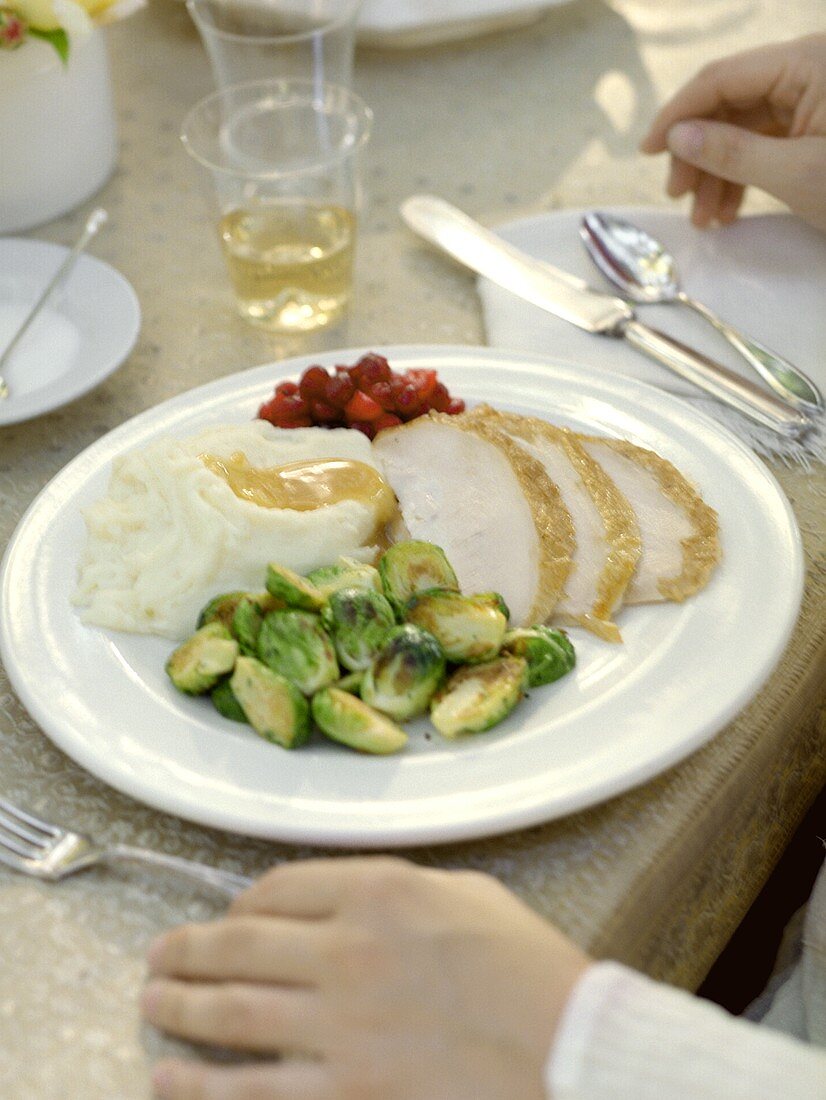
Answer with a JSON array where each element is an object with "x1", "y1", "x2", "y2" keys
[
  {"x1": 211, "y1": 678, "x2": 248, "y2": 723},
  {"x1": 360, "y1": 623, "x2": 445, "y2": 721},
  {"x1": 501, "y1": 626, "x2": 575, "y2": 687},
  {"x1": 198, "y1": 590, "x2": 282, "y2": 632},
  {"x1": 257, "y1": 610, "x2": 339, "y2": 695},
  {"x1": 378, "y1": 541, "x2": 459, "y2": 614},
  {"x1": 230, "y1": 656, "x2": 310, "y2": 748},
  {"x1": 231, "y1": 596, "x2": 265, "y2": 656},
  {"x1": 306, "y1": 558, "x2": 382, "y2": 600},
  {"x1": 405, "y1": 590, "x2": 507, "y2": 664},
  {"x1": 311, "y1": 687, "x2": 408, "y2": 754},
  {"x1": 474, "y1": 591, "x2": 511, "y2": 622},
  {"x1": 430, "y1": 655, "x2": 527, "y2": 738},
  {"x1": 265, "y1": 563, "x2": 326, "y2": 611},
  {"x1": 166, "y1": 622, "x2": 239, "y2": 695},
  {"x1": 196, "y1": 591, "x2": 249, "y2": 631},
  {"x1": 321, "y1": 587, "x2": 396, "y2": 671},
  {"x1": 334, "y1": 670, "x2": 365, "y2": 695}
]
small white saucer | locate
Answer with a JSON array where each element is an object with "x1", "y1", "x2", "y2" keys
[{"x1": 0, "y1": 238, "x2": 140, "y2": 427}]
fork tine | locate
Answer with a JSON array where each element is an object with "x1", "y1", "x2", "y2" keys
[
  {"x1": 0, "y1": 828, "x2": 39, "y2": 860},
  {"x1": 0, "y1": 806, "x2": 50, "y2": 847},
  {"x1": 0, "y1": 797, "x2": 61, "y2": 838}
]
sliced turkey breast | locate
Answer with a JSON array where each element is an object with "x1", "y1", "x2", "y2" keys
[
  {"x1": 577, "y1": 436, "x2": 720, "y2": 604},
  {"x1": 373, "y1": 413, "x2": 574, "y2": 627},
  {"x1": 463, "y1": 407, "x2": 641, "y2": 642}
]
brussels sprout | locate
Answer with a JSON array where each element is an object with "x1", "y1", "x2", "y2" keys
[
  {"x1": 230, "y1": 657, "x2": 310, "y2": 748},
  {"x1": 196, "y1": 591, "x2": 249, "y2": 631},
  {"x1": 501, "y1": 626, "x2": 576, "y2": 687},
  {"x1": 334, "y1": 670, "x2": 365, "y2": 695},
  {"x1": 379, "y1": 541, "x2": 459, "y2": 614},
  {"x1": 430, "y1": 655, "x2": 528, "y2": 739},
  {"x1": 257, "y1": 609, "x2": 339, "y2": 695},
  {"x1": 231, "y1": 596, "x2": 265, "y2": 655},
  {"x1": 166, "y1": 623, "x2": 239, "y2": 695},
  {"x1": 321, "y1": 587, "x2": 396, "y2": 671},
  {"x1": 306, "y1": 558, "x2": 382, "y2": 599},
  {"x1": 360, "y1": 623, "x2": 445, "y2": 721},
  {"x1": 265, "y1": 563, "x2": 326, "y2": 611},
  {"x1": 405, "y1": 590, "x2": 507, "y2": 664},
  {"x1": 311, "y1": 688, "x2": 407, "y2": 755},
  {"x1": 198, "y1": 590, "x2": 282, "y2": 631},
  {"x1": 474, "y1": 591, "x2": 511, "y2": 622},
  {"x1": 211, "y1": 679, "x2": 248, "y2": 723}
]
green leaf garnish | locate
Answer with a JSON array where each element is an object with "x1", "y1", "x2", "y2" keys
[{"x1": 29, "y1": 26, "x2": 69, "y2": 63}]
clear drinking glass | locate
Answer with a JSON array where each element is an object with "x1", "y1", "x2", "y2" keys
[
  {"x1": 186, "y1": 0, "x2": 362, "y2": 90},
  {"x1": 181, "y1": 79, "x2": 372, "y2": 332}
]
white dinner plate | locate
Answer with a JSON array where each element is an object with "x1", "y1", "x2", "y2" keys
[
  {"x1": 0, "y1": 346, "x2": 803, "y2": 847},
  {"x1": 358, "y1": 0, "x2": 570, "y2": 48},
  {"x1": 0, "y1": 238, "x2": 141, "y2": 427}
]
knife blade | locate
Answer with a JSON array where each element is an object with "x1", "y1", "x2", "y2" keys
[{"x1": 401, "y1": 195, "x2": 813, "y2": 439}]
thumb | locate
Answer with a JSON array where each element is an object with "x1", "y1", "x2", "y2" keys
[{"x1": 666, "y1": 119, "x2": 804, "y2": 205}]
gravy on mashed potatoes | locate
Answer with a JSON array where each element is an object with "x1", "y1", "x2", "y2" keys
[{"x1": 73, "y1": 422, "x2": 394, "y2": 640}]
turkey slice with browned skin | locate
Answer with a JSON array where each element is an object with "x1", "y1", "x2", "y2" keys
[
  {"x1": 462, "y1": 406, "x2": 641, "y2": 642},
  {"x1": 577, "y1": 436, "x2": 720, "y2": 604},
  {"x1": 373, "y1": 413, "x2": 575, "y2": 627}
]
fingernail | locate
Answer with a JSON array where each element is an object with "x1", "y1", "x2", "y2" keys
[
  {"x1": 667, "y1": 121, "x2": 705, "y2": 159},
  {"x1": 141, "y1": 979, "x2": 163, "y2": 1018},
  {"x1": 146, "y1": 934, "x2": 167, "y2": 971},
  {"x1": 151, "y1": 1062, "x2": 174, "y2": 1096}
]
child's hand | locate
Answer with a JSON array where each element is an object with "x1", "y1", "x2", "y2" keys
[
  {"x1": 142, "y1": 857, "x2": 591, "y2": 1099},
  {"x1": 641, "y1": 34, "x2": 826, "y2": 230}
]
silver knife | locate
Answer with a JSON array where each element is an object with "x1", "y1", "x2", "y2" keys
[{"x1": 400, "y1": 195, "x2": 813, "y2": 439}]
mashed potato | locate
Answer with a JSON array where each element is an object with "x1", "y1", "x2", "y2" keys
[{"x1": 73, "y1": 422, "x2": 385, "y2": 640}]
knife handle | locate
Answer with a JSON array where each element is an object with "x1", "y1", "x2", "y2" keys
[{"x1": 622, "y1": 320, "x2": 813, "y2": 438}]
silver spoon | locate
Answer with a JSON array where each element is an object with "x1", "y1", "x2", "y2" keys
[
  {"x1": 580, "y1": 210, "x2": 823, "y2": 413},
  {"x1": 0, "y1": 207, "x2": 108, "y2": 400}
]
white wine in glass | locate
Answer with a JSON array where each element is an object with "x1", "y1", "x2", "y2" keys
[{"x1": 219, "y1": 199, "x2": 356, "y2": 331}]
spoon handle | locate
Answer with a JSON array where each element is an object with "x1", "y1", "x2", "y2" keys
[
  {"x1": 622, "y1": 320, "x2": 812, "y2": 438},
  {"x1": 0, "y1": 207, "x2": 108, "y2": 400},
  {"x1": 677, "y1": 291, "x2": 823, "y2": 412}
]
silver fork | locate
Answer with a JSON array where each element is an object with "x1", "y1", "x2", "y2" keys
[{"x1": 0, "y1": 796, "x2": 253, "y2": 897}]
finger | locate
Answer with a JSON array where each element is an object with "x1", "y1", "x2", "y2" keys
[
  {"x1": 690, "y1": 171, "x2": 727, "y2": 228},
  {"x1": 640, "y1": 41, "x2": 798, "y2": 153},
  {"x1": 717, "y1": 182, "x2": 746, "y2": 225},
  {"x1": 726, "y1": 103, "x2": 790, "y2": 136},
  {"x1": 230, "y1": 857, "x2": 413, "y2": 919},
  {"x1": 152, "y1": 1058, "x2": 332, "y2": 1100},
  {"x1": 229, "y1": 860, "x2": 351, "y2": 919},
  {"x1": 666, "y1": 119, "x2": 817, "y2": 204},
  {"x1": 666, "y1": 155, "x2": 699, "y2": 198},
  {"x1": 148, "y1": 917, "x2": 326, "y2": 985},
  {"x1": 142, "y1": 979, "x2": 321, "y2": 1054}
]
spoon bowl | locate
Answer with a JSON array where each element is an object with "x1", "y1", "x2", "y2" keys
[
  {"x1": 581, "y1": 210, "x2": 823, "y2": 413},
  {"x1": 581, "y1": 212, "x2": 681, "y2": 302}
]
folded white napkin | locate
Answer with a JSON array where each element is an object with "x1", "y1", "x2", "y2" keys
[{"x1": 479, "y1": 207, "x2": 826, "y2": 465}]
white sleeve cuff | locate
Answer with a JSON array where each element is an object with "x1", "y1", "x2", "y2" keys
[{"x1": 545, "y1": 960, "x2": 826, "y2": 1100}]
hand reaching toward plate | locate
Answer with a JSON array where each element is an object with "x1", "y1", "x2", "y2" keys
[{"x1": 640, "y1": 33, "x2": 826, "y2": 231}]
